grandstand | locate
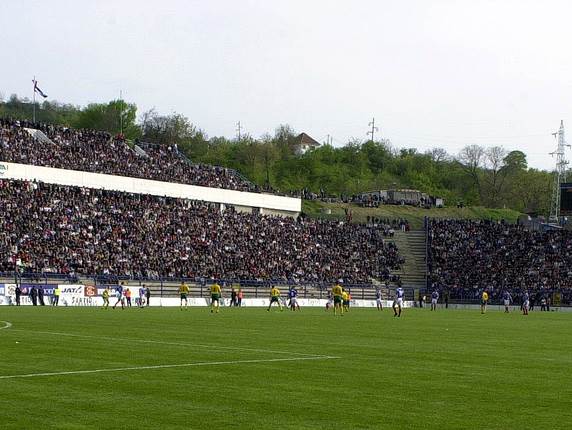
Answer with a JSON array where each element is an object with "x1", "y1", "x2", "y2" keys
[
  {"x1": 0, "y1": 118, "x2": 404, "y2": 304},
  {"x1": 427, "y1": 219, "x2": 572, "y2": 306}
]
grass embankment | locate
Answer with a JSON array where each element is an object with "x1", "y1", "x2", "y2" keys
[{"x1": 302, "y1": 200, "x2": 522, "y2": 229}]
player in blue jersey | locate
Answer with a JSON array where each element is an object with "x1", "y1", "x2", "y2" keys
[
  {"x1": 288, "y1": 287, "x2": 300, "y2": 311},
  {"x1": 430, "y1": 290, "x2": 439, "y2": 311},
  {"x1": 376, "y1": 288, "x2": 383, "y2": 311},
  {"x1": 502, "y1": 290, "x2": 512, "y2": 313},
  {"x1": 112, "y1": 283, "x2": 125, "y2": 310},
  {"x1": 138, "y1": 286, "x2": 146, "y2": 308},
  {"x1": 393, "y1": 287, "x2": 405, "y2": 317},
  {"x1": 522, "y1": 291, "x2": 530, "y2": 315}
]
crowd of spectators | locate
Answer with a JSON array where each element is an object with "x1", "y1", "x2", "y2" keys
[
  {"x1": 0, "y1": 118, "x2": 257, "y2": 192},
  {"x1": 366, "y1": 217, "x2": 410, "y2": 236},
  {"x1": 428, "y1": 219, "x2": 572, "y2": 305},
  {"x1": 0, "y1": 179, "x2": 402, "y2": 284}
]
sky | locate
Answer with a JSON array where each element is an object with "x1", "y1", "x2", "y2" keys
[{"x1": 2, "y1": 0, "x2": 572, "y2": 170}]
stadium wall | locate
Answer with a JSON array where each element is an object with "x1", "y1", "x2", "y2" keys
[
  {"x1": 0, "y1": 162, "x2": 301, "y2": 216},
  {"x1": 0, "y1": 284, "x2": 405, "y2": 308}
]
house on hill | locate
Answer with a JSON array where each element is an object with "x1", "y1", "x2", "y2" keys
[{"x1": 295, "y1": 132, "x2": 320, "y2": 155}]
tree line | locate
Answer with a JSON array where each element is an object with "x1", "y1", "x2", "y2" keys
[{"x1": 0, "y1": 94, "x2": 552, "y2": 214}]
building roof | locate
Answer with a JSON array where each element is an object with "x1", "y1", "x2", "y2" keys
[{"x1": 296, "y1": 133, "x2": 320, "y2": 147}]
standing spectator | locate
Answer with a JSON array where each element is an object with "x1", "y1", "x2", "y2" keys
[
  {"x1": 38, "y1": 287, "x2": 45, "y2": 306},
  {"x1": 53, "y1": 286, "x2": 61, "y2": 306},
  {"x1": 230, "y1": 287, "x2": 237, "y2": 307},
  {"x1": 443, "y1": 289, "x2": 449, "y2": 309},
  {"x1": 125, "y1": 288, "x2": 132, "y2": 307},
  {"x1": 145, "y1": 286, "x2": 151, "y2": 307},
  {"x1": 29, "y1": 287, "x2": 38, "y2": 306},
  {"x1": 237, "y1": 288, "x2": 243, "y2": 307},
  {"x1": 15, "y1": 285, "x2": 21, "y2": 306},
  {"x1": 529, "y1": 294, "x2": 535, "y2": 312}
]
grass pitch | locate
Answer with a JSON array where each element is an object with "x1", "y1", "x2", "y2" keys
[{"x1": 0, "y1": 306, "x2": 571, "y2": 430}]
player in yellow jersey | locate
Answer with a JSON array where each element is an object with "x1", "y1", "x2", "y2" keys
[
  {"x1": 210, "y1": 282, "x2": 222, "y2": 313},
  {"x1": 178, "y1": 282, "x2": 190, "y2": 310},
  {"x1": 342, "y1": 289, "x2": 350, "y2": 313},
  {"x1": 267, "y1": 286, "x2": 283, "y2": 312},
  {"x1": 101, "y1": 286, "x2": 110, "y2": 309},
  {"x1": 481, "y1": 290, "x2": 489, "y2": 314},
  {"x1": 332, "y1": 283, "x2": 344, "y2": 316}
]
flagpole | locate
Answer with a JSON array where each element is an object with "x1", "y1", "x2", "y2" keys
[
  {"x1": 32, "y1": 76, "x2": 36, "y2": 123},
  {"x1": 119, "y1": 89, "x2": 123, "y2": 136}
]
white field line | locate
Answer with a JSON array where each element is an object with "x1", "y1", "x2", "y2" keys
[
  {"x1": 0, "y1": 321, "x2": 12, "y2": 330},
  {"x1": 0, "y1": 355, "x2": 339, "y2": 380},
  {"x1": 9, "y1": 327, "x2": 327, "y2": 358}
]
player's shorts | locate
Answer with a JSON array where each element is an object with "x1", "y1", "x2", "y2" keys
[
  {"x1": 376, "y1": 298, "x2": 382, "y2": 305},
  {"x1": 333, "y1": 296, "x2": 342, "y2": 305},
  {"x1": 431, "y1": 299, "x2": 437, "y2": 305},
  {"x1": 395, "y1": 298, "x2": 403, "y2": 306},
  {"x1": 180, "y1": 294, "x2": 188, "y2": 300},
  {"x1": 523, "y1": 300, "x2": 530, "y2": 309},
  {"x1": 481, "y1": 300, "x2": 487, "y2": 306},
  {"x1": 290, "y1": 298, "x2": 298, "y2": 305},
  {"x1": 503, "y1": 299, "x2": 510, "y2": 307},
  {"x1": 343, "y1": 300, "x2": 350, "y2": 306},
  {"x1": 211, "y1": 294, "x2": 220, "y2": 301},
  {"x1": 270, "y1": 296, "x2": 280, "y2": 303}
]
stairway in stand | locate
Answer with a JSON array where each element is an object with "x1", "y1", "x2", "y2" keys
[{"x1": 390, "y1": 229, "x2": 427, "y2": 290}]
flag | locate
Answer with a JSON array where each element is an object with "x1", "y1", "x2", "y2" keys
[{"x1": 32, "y1": 79, "x2": 48, "y2": 98}]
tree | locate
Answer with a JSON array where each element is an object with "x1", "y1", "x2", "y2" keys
[
  {"x1": 482, "y1": 146, "x2": 508, "y2": 206},
  {"x1": 457, "y1": 145, "x2": 485, "y2": 201},
  {"x1": 426, "y1": 147, "x2": 450, "y2": 163},
  {"x1": 503, "y1": 150, "x2": 527, "y2": 172},
  {"x1": 140, "y1": 109, "x2": 205, "y2": 148},
  {"x1": 274, "y1": 124, "x2": 297, "y2": 157},
  {"x1": 74, "y1": 100, "x2": 139, "y2": 139}
]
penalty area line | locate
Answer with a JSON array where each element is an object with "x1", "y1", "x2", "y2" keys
[
  {"x1": 0, "y1": 355, "x2": 340, "y2": 380},
  {"x1": 0, "y1": 321, "x2": 12, "y2": 330}
]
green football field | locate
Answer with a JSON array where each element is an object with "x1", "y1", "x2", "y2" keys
[{"x1": 0, "y1": 306, "x2": 571, "y2": 429}]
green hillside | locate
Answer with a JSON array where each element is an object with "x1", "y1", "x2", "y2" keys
[{"x1": 302, "y1": 200, "x2": 522, "y2": 229}]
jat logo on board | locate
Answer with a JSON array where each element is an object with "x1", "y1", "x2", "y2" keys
[
  {"x1": 0, "y1": 164, "x2": 7, "y2": 175},
  {"x1": 61, "y1": 286, "x2": 83, "y2": 295}
]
